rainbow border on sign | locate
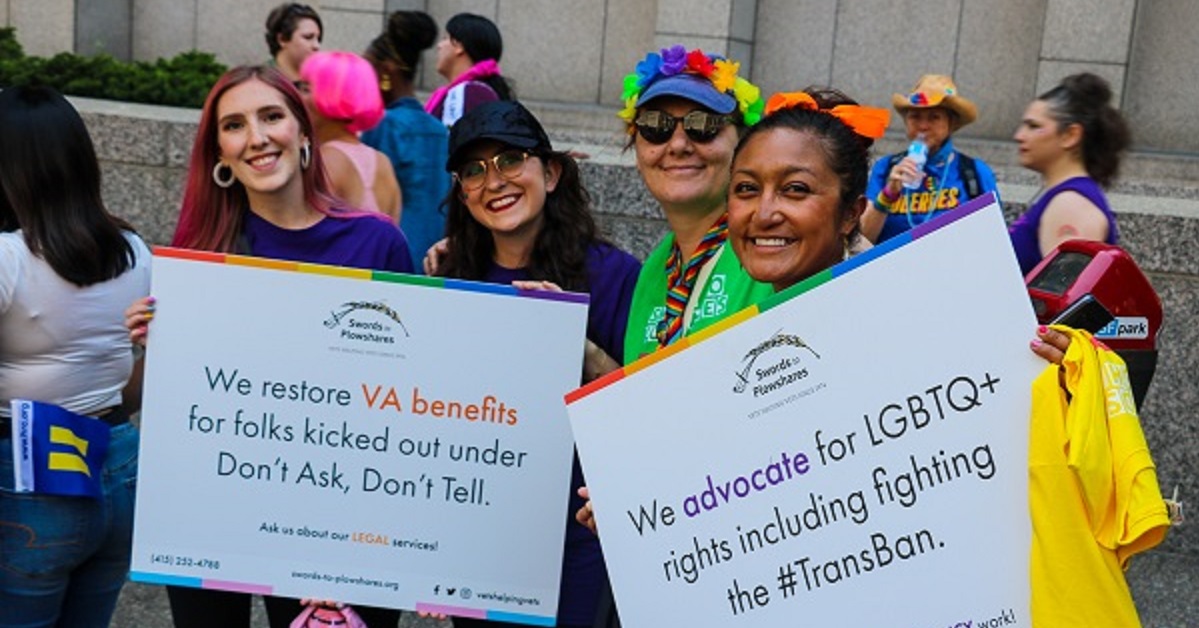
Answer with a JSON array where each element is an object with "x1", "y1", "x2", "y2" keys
[
  {"x1": 566, "y1": 192, "x2": 999, "y2": 405},
  {"x1": 128, "y1": 572, "x2": 555, "y2": 625},
  {"x1": 414, "y1": 603, "x2": 555, "y2": 626},
  {"x1": 130, "y1": 572, "x2": 271, "y2": 594},
  {"x1": 149, "y1": 247, "x2": 589, "y2": 304}
]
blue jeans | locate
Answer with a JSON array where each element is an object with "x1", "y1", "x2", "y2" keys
[{"x1": 0, "y1": 423, "x2": 138, "y2": 627}]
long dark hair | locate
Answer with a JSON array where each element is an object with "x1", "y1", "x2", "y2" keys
[
  {"x1": 367, "y1": 10, "x2": 437, "y2": 83},
  {"x1": 1038, "y1": 72, "x2": 1131, "y2": 188},
  {"x1": 446, "y1": 13, "x2": 514, "y2": 101},
  {"x1": 0, "y1": 86, "x2": 135, "y2": 287},
  {"x1": 439, "y1": 149, "x2": 596, "y2": 292}
]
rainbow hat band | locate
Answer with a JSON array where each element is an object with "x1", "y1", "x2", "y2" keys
[{"x1": 891, "y1": 74, "x2": 978, "y2": 131}]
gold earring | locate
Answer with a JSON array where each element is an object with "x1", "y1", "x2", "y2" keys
[{"x1": 380, "y1": 74, "x2": 392, "y2": 92}]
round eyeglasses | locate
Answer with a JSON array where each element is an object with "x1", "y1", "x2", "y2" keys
[{"x1": 454, "y1": 149, "x2": 531, "y2": 191}]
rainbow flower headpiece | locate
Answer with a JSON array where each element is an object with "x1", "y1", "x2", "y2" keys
[{"x1": 619, "y1": 45, "x2": 765, "y2": 127}]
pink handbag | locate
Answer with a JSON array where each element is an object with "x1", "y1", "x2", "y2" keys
[{"x1": 289, "y1": 602, "x2": 368, "y2": 628}]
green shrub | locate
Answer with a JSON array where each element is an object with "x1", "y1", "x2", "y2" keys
[
  {"x1": 0, "y1": 27, "x2": 225, "y2": 108},
  {"x1": 0, "y1": 26, "x2": 23, "y2": 60}
]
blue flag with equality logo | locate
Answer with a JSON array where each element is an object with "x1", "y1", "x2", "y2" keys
[{"x1": 9, "y1": 399, "x2": 110, "y2": 499}]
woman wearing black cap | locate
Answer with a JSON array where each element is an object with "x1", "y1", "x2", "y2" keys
[{"x1": 437, "y1": 100, "x2": 640, "y2": 628}]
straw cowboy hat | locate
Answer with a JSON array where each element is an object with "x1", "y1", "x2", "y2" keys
[{"x1": 892, "y1": 74, "x2": 978, "y2": 131}]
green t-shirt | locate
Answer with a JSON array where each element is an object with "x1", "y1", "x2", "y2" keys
[{"x1": 623, "y1": 237, "x2": 773, "y2": 362}]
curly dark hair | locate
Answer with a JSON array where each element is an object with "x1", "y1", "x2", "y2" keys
[
  {"x1": 438, "y1": 149, "x2": 598, "y2": 292},
  {"x1": 366, "y1": 10, "x2": 437, "y2": 82},
  {"x1": 1038, "y1": 72, "x2": 1131, "y2": 188}
]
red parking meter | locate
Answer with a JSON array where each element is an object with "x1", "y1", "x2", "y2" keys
[{"x1": 1025, "y1": 240, "x2": 1162, "y2": 407}]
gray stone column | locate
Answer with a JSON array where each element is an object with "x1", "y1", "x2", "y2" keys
[
  {"x1": 76, "y1": 0, "x2": 131, "y2": 59},
  {"x1": 7, "y1": 0, "x2": 74, "y2": 57},
  {"x1": 1035, "y1": 0, "x2": 1136, "y2": 103},
  {"x1": 653, "y1": 0, "x2": 758, "y2": 74},
  {"x1": 132, "y1": 0, "x2": 196, "y2": 62},
  {"x1": 319, "y1": 0, "x2": 388, "y2": 56}
]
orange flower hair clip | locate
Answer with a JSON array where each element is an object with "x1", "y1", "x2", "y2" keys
[{"x1": 764, "y1": 92, "x2": 890, "y2": 140}]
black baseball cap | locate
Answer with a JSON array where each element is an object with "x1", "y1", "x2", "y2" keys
[{"x1": 446, "y1": 100, "x2": 553, "y2": 171}]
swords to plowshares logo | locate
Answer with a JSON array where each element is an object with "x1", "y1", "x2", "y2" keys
[
  {"x1": 324, "y1": 301, "x2": 409, "y2": 345},
  {"x1": 733, "y1": 330, "x2": 820, "y2": 396}
]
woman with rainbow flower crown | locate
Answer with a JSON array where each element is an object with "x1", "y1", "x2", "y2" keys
[
  {"x1": 617, "y1": 45, "x2": 775, "y2": 363},
  {"x1": 576, "y1": 45, "x2": 774, "y2": 628}
]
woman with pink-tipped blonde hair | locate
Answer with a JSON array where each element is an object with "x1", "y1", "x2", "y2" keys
[
  {"x1": 124, "y1": 64, "x2": 409, "y2": 627},
  {"x1": 299, "y1": 50, "x2": 402, "y2": 223}
]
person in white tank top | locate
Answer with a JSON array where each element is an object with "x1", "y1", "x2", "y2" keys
[{"x1": 0, "y1": 84, "x2": 152, "y2": 627}]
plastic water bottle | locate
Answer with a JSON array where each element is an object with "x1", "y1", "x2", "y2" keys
[{"x1": 903, "y1": 133, "x2": 928, "y2": 190}]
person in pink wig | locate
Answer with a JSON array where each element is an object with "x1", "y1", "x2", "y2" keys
[{"x1": 300, "y1": 50, "x2": 402, "y2": 223}]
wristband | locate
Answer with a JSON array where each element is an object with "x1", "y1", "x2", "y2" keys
[
  {"x1": 882, "y1": 184, "x2": 902, "y2": 203},
  {"x1": 875, "y1": 189, "x2": 896, "y2": 211}
]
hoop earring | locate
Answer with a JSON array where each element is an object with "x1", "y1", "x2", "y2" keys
[
  {"x1": 212, "y1": 162, "x2": 235, "y2": 188},
  {"x1": 300, "y1": 142, "x2": 312, "y2": 170},
  {"x1": 380, "y1": 74, "x2": 392, "y2": 92}
]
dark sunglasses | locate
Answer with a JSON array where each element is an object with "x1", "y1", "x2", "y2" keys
[
  {"x1": 455, "y1": 149, "x2": 530, "y2": 191},
  {"x1": 634, "y1": 110, "x2": 735, "y2": 144}
]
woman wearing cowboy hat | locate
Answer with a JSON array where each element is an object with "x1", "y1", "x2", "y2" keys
[{"x1": 860, "y1": 74, "x2": 999, "y2": 244}]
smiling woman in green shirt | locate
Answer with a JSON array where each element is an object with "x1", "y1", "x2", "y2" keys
[{"x1": 618, "y1": 45, "x2": 775, "y2": 362}]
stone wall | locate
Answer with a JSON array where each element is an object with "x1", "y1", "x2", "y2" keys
[
  {"x1": 81, "y1": 94, "x2": 1198, "y2": 623},
  {"x1": 6, "y1": 1, "x2": 1199, "y2": 153}
]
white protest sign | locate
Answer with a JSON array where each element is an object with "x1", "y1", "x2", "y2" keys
[
  {"x1": 131, "y1": 250, "x2": 587, "y2": 625},
  {"x1": 567, "y1": 196, "x2": 1041, "y2": 627}
]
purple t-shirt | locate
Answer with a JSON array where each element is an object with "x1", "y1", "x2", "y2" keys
[
  {"x1": 1008, "y1": 176, "x2": 1118, "y2": 276},
  {"x1": 481, "y1": 241, "x2": 640, "y2": 625},
  {"x1": 242, "y1": 210, "x2": 413, "y2": 273}
]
